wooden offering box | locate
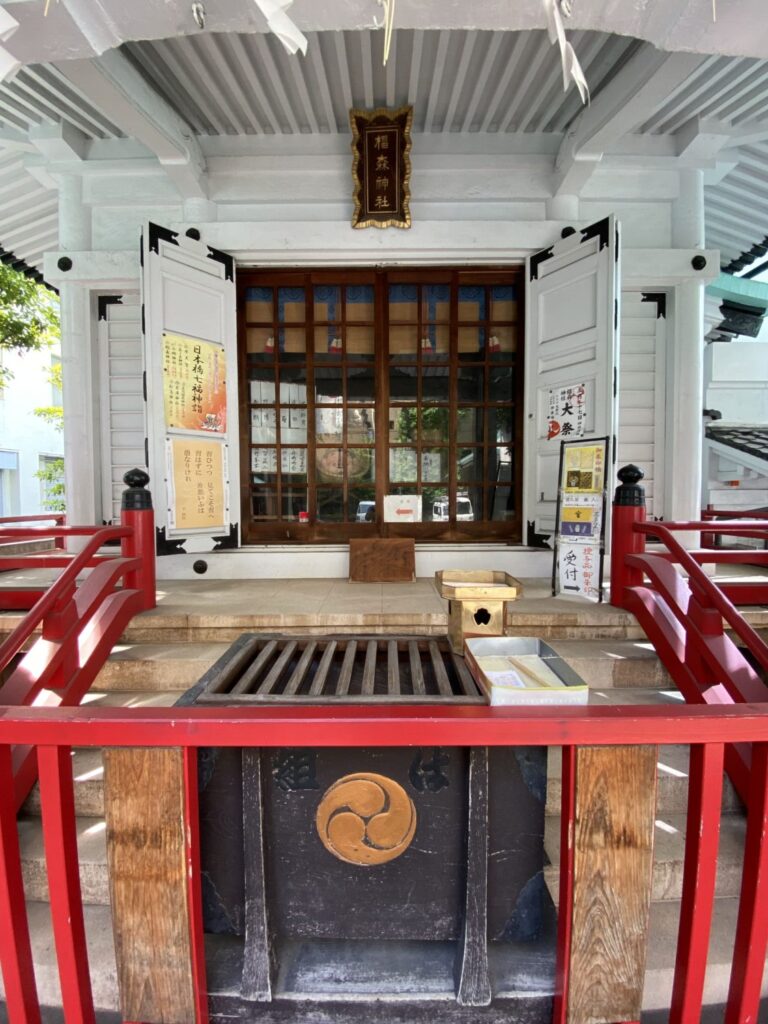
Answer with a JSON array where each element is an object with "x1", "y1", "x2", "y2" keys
[
  {"x1": 436, "y1": 570, "x2": 522, "y2": 653},
  {"x1": 104, "y1": 634, "x2": 555, "y2": 1024}
]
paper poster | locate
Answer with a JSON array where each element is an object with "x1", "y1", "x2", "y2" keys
[
  {"x1": 163, "y1": 333, "x2": 226, "y2": 433},
  {"x1": 547, "y1": 383, "x2": 586, "y2": 441},
  {"x1": 384, "y1": 494, "x2": 422, "y2": 522},
  {"x1": 169, "y1": 438, "x2": 226, "y2": 530},
  {"x1": 559, "y1": 501, "x2": 601, "y2": 538},
  {"x1": 562, "y1": 442, "x2": 606, "y2": 494},
  {"x1": 558, "y1": 542, "x2": 600, "y2": 601}
]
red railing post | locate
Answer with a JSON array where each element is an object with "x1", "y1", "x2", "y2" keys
[
  {"x1": 120, "y1": 468, "x2": 157, "y2": 611},
  {"x1": 610, "y1": 464, "x2": 647, "y2": 608}
]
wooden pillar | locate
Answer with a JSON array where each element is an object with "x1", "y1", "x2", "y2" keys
[
  {"x1": 567, "y1": 745, "x2": 658, "y2": 1024},
  {"x1": 103, "y1": 748, "x2": 199, "y2": 1024}
]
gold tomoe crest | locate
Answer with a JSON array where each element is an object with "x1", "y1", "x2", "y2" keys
[{"x1": 316, "y1": 772, "x2": 417, "y2": 865}]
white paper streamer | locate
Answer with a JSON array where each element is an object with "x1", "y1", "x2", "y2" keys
[
  {"x1": 0, "y1": 44, "x2": 20, "y2": 82},
  {"x1": 252, "y1": 0, "x2": 307, "y2": 56},
  {"x1": 0, "y1": 7, "x2": 18, "y2": 43},
  {"x1": 378, "y1": 0, "x2": 396, "y2": 66},
  {"x1": 542, "y1": 0, "x2": 589, "y2": 105}
]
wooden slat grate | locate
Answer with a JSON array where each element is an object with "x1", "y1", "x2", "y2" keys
[{"x1": 194, "y1": 634, "x2": 486, "y2": 704}]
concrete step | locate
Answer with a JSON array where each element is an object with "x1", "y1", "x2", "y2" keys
[
  {"x1": 547, "y1": 638, "x2": 673, "y2": 689},
  {"x1": 546, "y1": 743, "x2": 742, "y2": 816},
  {"x1": 544, "y1": 809, "x2": 747, "y2": 905},
  {"x1": 0, "y1": 902, "x2": 119, "y2": 1012},
  {"x1": 93, "y1": 641, "x2": 230, "y2": 691},
  {"x1": 22, "y1": 691, "x2": 180, "y2": 818},
  {"x1": 18, "y1": 815, "x2": 109, "y2": 905}
]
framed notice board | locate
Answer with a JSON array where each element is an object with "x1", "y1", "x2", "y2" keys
[{"x1": 552, "y1": 437, "x2": 610, "y2": 601}]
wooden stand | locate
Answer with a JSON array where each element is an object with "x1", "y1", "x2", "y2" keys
[
  {"x1": 349, "y1": 538, "x2": 415, "y2": 582},
  {"x1": 436, "y1": 570, "x2": 522, "y2": 654}
]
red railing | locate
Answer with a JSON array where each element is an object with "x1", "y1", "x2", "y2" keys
[
  {"x1": 0, "y1": 513, "x2": 66, "y2": 551},
  {"x1": 0, "y1": 475, "x2": 156, "y2": 810},
  {"x1": 0, "y1": 702, "x2": 767, "y2": 1024},
  {"x1": 610, "y1": 468, "x2": 768, "y2": 802}
]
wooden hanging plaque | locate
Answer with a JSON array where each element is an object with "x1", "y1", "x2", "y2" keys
[{"x1": 350, "y1": 105, "x2": 412, "y2": 229}]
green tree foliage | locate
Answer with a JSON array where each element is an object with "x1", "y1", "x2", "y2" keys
[
  {"x1": 0, "y1": 263, "x2": 59, "y2": 383},
  {"x1": 34, "y1": 360, "x2": 65, "y2": 511}
]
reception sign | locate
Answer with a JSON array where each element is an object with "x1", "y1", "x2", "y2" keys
[
  {"x1": 168, "y1": 438, "x2": 226, "y2": 531},
  {"x1": 552, "y1": 437, "x2": 609, "y2": 602},
  {"x1": 162, "y1": 332, "x2": 227, "y2": 433}
]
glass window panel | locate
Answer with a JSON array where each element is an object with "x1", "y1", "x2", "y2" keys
[
  {"x1": 282, "y1": 488, "x2": 308, "y2": 521},
  {"x1": 463, "y1": 486, "x2": 484, "y2": 522},
  {"x1": 389, "y1": 365, "x2": 418, "y2": 402},
  {"x1": 315, "y1": 408, "x2": 344, "y2": 443},
  {"x1": 280, "y1": 448, "x2": 308, "y2": 480},
  {"x1": 348, "y1": 406, "x2": 375, "y2": 443},
  {"x1": 315, "y1": 368, "x2": 344, "y2": 404},
  {"x1": 245, "y1": 286, "x2": 273, "y2": 322},
  {"x1": 316, "y1": 487, "x2": 344, "y2": 522},
  {"x1": 389, "y1": 324, "x2": 418, "y2": 360},
  {"x1": 420, "y1": 407, "x2": 450, "y2": 443},
  {"x1": 421, "y1": 448, "x2": 449, "y2": 484},
  {"x1": 422, "y1": 366, "x2": 450, "y2": 403},
  {"x1": 247, "y1": 327, "x2": 275, "y2": 357},
  {"x1": 489, "y1": 366, "x2": 514, "y2": 403},
  {"x1": 422, "y1": 486, "x2": 445, "y2": 522},
  {"x1": 457, "y1": 366, "x2": 484, "y2": 403},
  {"x1": 347, "y1": 325, "x2": 374, "y2": 359},
  {"x1": 488, "y1": 407, "x2": 513, "y2": 445},
  {"x1": 251, "y1": 411, "x2": 277, "y2": 444},
  {"x1": 389, "y1": 407, "x2": 417, "y2": 443},
  {"x1": 456, "y1": 406, "x2": 482, "y2": 443},
  {"x1": 314, "y1": 284, "x2": 341, "y2": 322},
  {"x1": 346, "y1": 285, "x2": 375, "y2": 321},
  {"x1": 248, "y1": 368, "x2": 276, "y2": 404},
  {"x1": 278, "y1": 327, "x2": 306, "y2": 358},
  {"x1": 458, "y1": 285, "x2": 486, "y2": 322},
  {"x1": 250, "y1": 447, "x2": 277, "y2": 476},
  {"x1": 421, "y1": 284, "x2": 450, "y2": 323},
  {"x1": 251, "y1": 489, "x2": 278, "y2": 520},
  {"x1": 278, "y1": 367, "x2": 308, "y2": 404},
  {"x1": 347, "y1": 365, "x2": 375, "y2": 403},
  {"x1": 350, "y1": 486, "x2": 376, "y2": 521},
  {"x1": 489, "y1": 485, "x2": 514, "y2": 522},
  {"x1": 458, "y1": 325, "x2": 484, "y2": 359},
  {"x1": 389, "y1": 283, "x2": 418, "y2": 321},
  {"x1": 282, "y1": 405, "x2": 307, "y2": 443},
  {"x1": 390, "y1": 447, "x2": 418, "y2": 482},
  {"x1": 348, "y1": 448, "x2": 375, "y2": 484},
  {"x1": 457, "y1": 447, "x2": 484, "y2": 482},
  {"x1": 316, "y1": 447, "x2": 346, "y2": 483},
  {"x1": 488, "y1": 446, "x2": 513, "y2": 484},
  {"x1": 491, "y1": 284, "x2": 518, "y2": 322},
  {"x1": 488, "y1": 324, "x2": 516, "y2": 358},
  {"x1": 314, "y1": 325, "x2": 343, "y2": 358},
  {"x1": 278, "y1": 286, "x2": 305, "y2": 323},
  {"x1": 421, "y1": 324, "x2": 449, "y2": 359}
]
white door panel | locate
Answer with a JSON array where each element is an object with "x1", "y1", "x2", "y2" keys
[
  {"x1": 524, "y1": 217, "x2": 620, "y2": 539},
  {"x1": 142, "y1": 223, "x2": 239, "y2": 555}
]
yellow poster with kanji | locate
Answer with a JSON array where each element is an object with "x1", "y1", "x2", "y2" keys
[
  {"x1": 162, "y1": 333, "x2": 227, "y2": 433},
  {"x1": 562, "y1": 443, "x2": 606, "y2": 494},
  {"x1": 170, "y1": 438, "x2": 226, "y2": 530}
]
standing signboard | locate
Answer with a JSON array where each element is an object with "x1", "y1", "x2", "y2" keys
[{"x1": 552, "y1": 437, "x2": 610, "y2": 601}]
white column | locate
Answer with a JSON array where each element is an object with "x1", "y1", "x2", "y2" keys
[
  {"x1": 546, "y1": 194, "x2": 580, "y2": 224},
  {"x1": 668, "y1": 169, "x2": 706, "y2": 525},
  {"x1": 58, "y1": 175, "x2": 100, "y2": 530}
]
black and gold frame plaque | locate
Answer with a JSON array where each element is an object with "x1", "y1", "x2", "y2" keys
[{"x1": 350, "y1": 105, "x2": 412, "y2": 229}]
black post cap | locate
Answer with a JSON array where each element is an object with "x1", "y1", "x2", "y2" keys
[
  {"x1": 614, "y1": 464, "x2": 646, "y2": 507},
  {"x1": 121, "y1": 468, "x2": 153, "y2": 510}
]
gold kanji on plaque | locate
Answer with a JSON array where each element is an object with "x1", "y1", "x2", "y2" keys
[{"x1": 350, "y1": 106, "x2": 412, "y2": 229}]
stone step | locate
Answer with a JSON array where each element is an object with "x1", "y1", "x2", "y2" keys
[
  {"x1": 18, "y1": 814, "x2": 110, "y2": 905},
  {"x1": 546, "y1": 638, "x2": 673, "y2": 688},
  {"x1": 93, "y1": 641, "x2": 230, "y2": 691},
  {"x1": 0, "y1": 902, "x2": 119, "y2": 1012},
  {"x1": 1, "y1": 898, "x2": 764, "y2": 1017},
  {"x1": 22, "y1": 691, "x2": 181, "y2": 818},
  {"x1": 546, "y1": 743, "x2": 742, "y2": 815},
  {"x1": 543, "y1": 809, "x2": 747, "y2": 905}
]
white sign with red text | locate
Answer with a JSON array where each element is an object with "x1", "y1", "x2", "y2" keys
[{"x1": 383, "y1": 494, "x2": 422, "y2": 523}]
